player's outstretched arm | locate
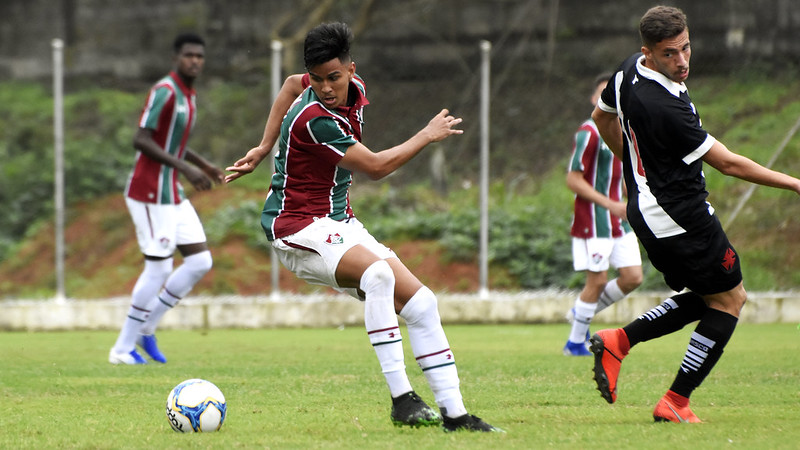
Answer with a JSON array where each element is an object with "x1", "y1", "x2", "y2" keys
[
  {"x1": 225, "y1": 74, "x2": 305, "y2": 183},
  {"x1": 702, "y1": 140, "x2": 800, "y2": 195},
  {"x1": 338, "y1": 109, "x2": 463, "y2": 180}
]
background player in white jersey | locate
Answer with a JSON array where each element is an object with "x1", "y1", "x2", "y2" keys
[
  {"x1": 589, "y1": 6, "x2": 800, "y2": 422},
  {"x1": 563, "y1": 74, "x2": 642, "y2": 356},
  {"x1": 225, "y1": 23, "x2": 499, "y2": 432},
  {"x1": 109, "y1": 33, "x2": 225, "y2": 365}
]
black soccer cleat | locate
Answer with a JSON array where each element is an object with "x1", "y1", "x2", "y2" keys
[
  {"x1": 442, "y1": 412, "x2": 504, "y2": 432},
  {"x1": 390, "y1": 391, "x2": 442, "y2": 427}
]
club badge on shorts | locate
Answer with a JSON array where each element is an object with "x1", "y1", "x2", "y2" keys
[
  {"x1": 325, "y1": 233, "x2": 344, "y2": 245},
  {"x1": 591, "y1": 252, "x2": 603, "y2": 265}
]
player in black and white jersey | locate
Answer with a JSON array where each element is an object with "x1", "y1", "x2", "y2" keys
[{"x1": 587, "y1": 5, "x2": 800, "y2": 423}]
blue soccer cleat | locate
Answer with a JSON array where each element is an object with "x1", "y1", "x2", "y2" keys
[
  {"x1": 137, "y1": 334, "x2": 167, "y2": 363},
  {"x1": 563, "y1": 340, "x2": 592, "y2": 356}
]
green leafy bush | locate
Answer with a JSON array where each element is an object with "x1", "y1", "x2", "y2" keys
[{"x1": 4, "y1": 71, "x2": 800, "y2": 292}]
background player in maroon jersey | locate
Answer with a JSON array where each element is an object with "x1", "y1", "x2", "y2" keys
[
  {"x1": 109, "y1": 33, "x2": 225, "y2": 365},
  {"x1": 226, "y1": 23, "x2": 500, "y2": 432},
  {"x1": 563, "y1": 74, "x2": 642, "y2": 356},
  {"x1": 589, "y1": 6, "x2": 800, "y2": 423}
]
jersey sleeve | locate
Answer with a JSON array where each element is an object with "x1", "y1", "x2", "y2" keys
[
  {"x1": 569, "y1": 128, "x2": 594, "y2": 172},
  {"x1": 598, "y1": 72, "x2": 619, "y2": 113},
  {"x1": 138, "y1": 85, "x2": 173, "y2": 130},
  {"x1": 657, "y1": 99, "x2": 711, "y2": 164}
]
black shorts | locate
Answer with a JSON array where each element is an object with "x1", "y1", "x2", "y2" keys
[{"x1": 640, "y1": 216, "x2": 742, "y2": 295}]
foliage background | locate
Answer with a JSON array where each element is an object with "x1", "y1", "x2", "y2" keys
[
  {"x1": 3, "y1": 69, "x2": 800, "y2": 298},
  {"x1": 3, "y1": 0, "x2": 800, "y2": 297}
]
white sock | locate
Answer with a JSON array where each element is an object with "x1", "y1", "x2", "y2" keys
[
  {"x1": 568, "y1": 298, "x2": 597, "y2": 343},
  {"x1": 113, "y1": 258, "x2": 172, "y2": 353},
  {"x1": 400, "y1": 286, "x2": 466, "y2": 418},
  {"x1": 141, "y1": 251, "x2": 212, "y2": 335},
  {"x1": 140, "y1": 289, "x2": 179, "y2": 335},
  {"x1": 362, "y1": 260, "x2": 412, "y2": 398},
  {"x1": 596, "y1": 278, "x2": 626, "y2": 314}
]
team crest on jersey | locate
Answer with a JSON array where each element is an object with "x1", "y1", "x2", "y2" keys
[
  {"x1": 159, "y1": 237, "x2": 171, "y2": 249},
  {"x1": 326, "y1": 233, "x2": 344, "y2": 245}
]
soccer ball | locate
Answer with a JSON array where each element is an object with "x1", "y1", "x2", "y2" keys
[{"x1": 165, "y1": 379, "x2": 227, "y2": 432}]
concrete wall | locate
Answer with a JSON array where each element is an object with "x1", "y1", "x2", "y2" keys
[{"x1": 3, "y1": 291, "x2": 799, "y2": 331}]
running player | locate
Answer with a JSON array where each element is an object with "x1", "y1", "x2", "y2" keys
[
  {"x1": 225, "y1": 22, "x2": 500, "y2": 432},
  {"x1": 563, "y1": 73, "x2": 642, "y2": 356},
  {"x1": 589, "y1": 6, "x2": 800, "y2": 422},
  {"x1": 109, "y1": 33, "x2": 225, "y2": 365}
]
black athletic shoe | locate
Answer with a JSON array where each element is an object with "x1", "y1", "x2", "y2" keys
[
  {"x1": 442, "y1": 413, "x2": 503, "y2": 432},
  {"x1": 390, "y1": 391, "x2": 441, "y2": 427}
]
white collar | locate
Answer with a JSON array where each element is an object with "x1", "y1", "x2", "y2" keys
[{"x1": 636, "y1": 55, "x2": 688, "y2": 98}]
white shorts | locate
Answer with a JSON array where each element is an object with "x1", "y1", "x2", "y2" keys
[
  {"x1": 126, "y1": 197, "x2": 207, "y2": 258},
  {"x1": 572, "y1": 231, "x2": 642, "y2": 272},
  {"x1": 271, "y1": 217, "x2": 395, "y2": 295}
]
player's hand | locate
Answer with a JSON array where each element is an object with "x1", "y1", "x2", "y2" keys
[
  {"x1": 609, "y1": 201, "x2": 628, "y2": 222},
  {"x1": 200, "y1": 165, "x2": 225, "y2": 185},
  {"x1": 225, "y1": 147, "x2": 269, "y2": 183},
  {"x1": 184, "y1": 165, "x2": 214, "y2": 191},
  {"x1": 423, "y1": 109, "x2": 463, "y2": 143}
]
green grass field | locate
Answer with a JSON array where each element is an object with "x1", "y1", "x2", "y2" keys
[{"x1": 1, "y1": 323, "x2": 798, "y2": 449}]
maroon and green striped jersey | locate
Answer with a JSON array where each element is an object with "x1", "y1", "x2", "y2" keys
[
  {"x1": 125, "y1": 71, "x2": 196, "y2": 204},
  {"x1": 261, "y1": 73, "x2": 369, "y2": 241},
  {"x1": 568, "y1": 118, "x2": 631, "y2": 238}
]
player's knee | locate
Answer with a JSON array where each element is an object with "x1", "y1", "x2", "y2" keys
[
  {"x1": 620, "y1": 273, "x2": 643, "y2": 292},
  {"x1": 617, "y1": 266, "x2": 643, "y2": 292},
  {"x1": 399, "y1": 286, "x2": 439, "y2": 325},
  {"x1": 359, "y1": 260, "x2": 394, "y2": 294},
  {"x1": 144, "y1": 257, "x2": 174, "y2": 280},
  {"x1": 584, "y1": 272, "x2": 608, "y2": 295},
  {"x1": 185, "y1": 250, "x2": 213, "y2": 276}
]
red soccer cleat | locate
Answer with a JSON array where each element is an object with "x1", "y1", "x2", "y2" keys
[
  {"x1": 653, "y1": 390, "x2": 702, "y2": 423},
  {"x1": 589, "y1": 328, "x2": 630, "y2": 404}
]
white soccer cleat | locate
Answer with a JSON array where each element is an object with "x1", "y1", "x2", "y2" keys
[{"x1": 108, "y1": 349, "x2": 148, "y2": 365}]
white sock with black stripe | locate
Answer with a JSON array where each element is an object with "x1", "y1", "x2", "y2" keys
[
  {"x1": 400, "y1": 286, "x2": 467, "y2": 418},
  {"x1": 362, "y1": 260, "x2": 412, "y2": 398},
  {"x1": 141, "y1": 251, "x2": 212, "y2": 335},
  {"x1": 596, "y1": 278, "x2": 625, "y2": 314},
  {"x1": 112, "y1": 258, "x2": 172, "y2": 353},
  {"x1": 568, "y1": 298, "x2": 597, "y2": 343}
]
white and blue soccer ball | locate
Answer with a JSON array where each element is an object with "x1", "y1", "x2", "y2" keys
[{"x1": 165, "y1": 379, "x2": 227, "y2": 433}]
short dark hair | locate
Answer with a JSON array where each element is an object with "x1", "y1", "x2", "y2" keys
[
  {"x1": 639, "y1": 6, "x2": 687, "y2": 48},
  {"x1": 173, "y1": 33, "x2": 205, "y2": 53},
  {"x1": 303, "y1": 22, "x2": 353, "y2": 69}
]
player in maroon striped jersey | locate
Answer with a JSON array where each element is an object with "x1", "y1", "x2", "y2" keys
[
  {"x1": 226, "y1": 22, "x2": 499, "y2": 432},
  {"x1": 110, "y1": 33, "x2": 224, "y2": 365},
  {"x1": 563, "y1": 74, "x2": 643, "y2": 356}
]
